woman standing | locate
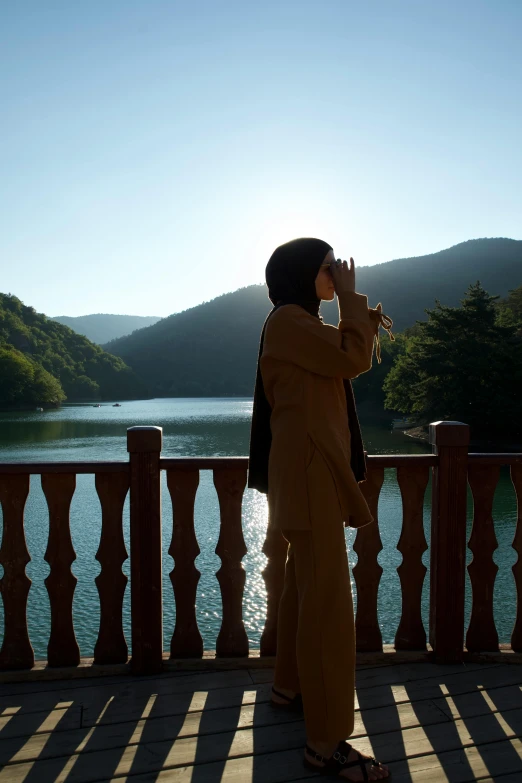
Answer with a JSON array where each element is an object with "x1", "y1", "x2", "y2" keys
[{"x1": 248, "y1": 238, "x2": 392, "y2": 780}]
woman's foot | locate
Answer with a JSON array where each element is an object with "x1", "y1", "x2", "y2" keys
[
  {"x1": 270, "y1": 686, "x2": 303, "y2": 711},
  {"x1": 305, "y1": 740, "x2": 390, "y2": 780},
  {"x1": 270, "y1": 685, "x2": 296, "y2": 705}
]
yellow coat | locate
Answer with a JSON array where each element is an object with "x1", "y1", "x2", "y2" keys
[{"x1": 260, "y1": 291, "x2": 380, "y2": 531}]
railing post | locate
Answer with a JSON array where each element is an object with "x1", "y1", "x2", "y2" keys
[
  {"x1": 429, "y1": 420, "x2": 470, "y2": 662},
  {"x1": 127, "y1": 426, "x2": 163, "y2": 674}
]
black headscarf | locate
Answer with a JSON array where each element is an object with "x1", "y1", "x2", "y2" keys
[{"x1": 247, "y1": 237, "x2": 367, "y2": 494}]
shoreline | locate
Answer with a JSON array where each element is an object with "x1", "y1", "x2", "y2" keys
[
  {"x1": 401, "y1": 425, "x2": 522, "y2": 452},
  {"x1": 0, "y1": 402, "x2": 61, "y2": 412}
]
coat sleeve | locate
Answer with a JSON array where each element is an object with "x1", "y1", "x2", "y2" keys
[{"x1": 263, "y1": 292, "x2": 378, "y2": 379}]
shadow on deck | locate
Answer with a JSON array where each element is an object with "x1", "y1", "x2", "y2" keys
[{"x1": 1, "y1": 659, "x2": 521, "y2": 782}]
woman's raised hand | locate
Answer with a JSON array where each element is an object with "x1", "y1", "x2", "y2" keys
[{"x1": 330, "y1": 257, "x2": 356, "y2": 295}]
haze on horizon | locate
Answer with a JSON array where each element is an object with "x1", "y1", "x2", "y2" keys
[{"x1": 2, "y1": 0, "x2": 521, "y2": 319}]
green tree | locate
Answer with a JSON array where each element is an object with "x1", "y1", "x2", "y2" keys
[
  {"x1": 63, "y1": 373, "x2": 100, "y2": 399},
  {"x1": 0, "y1": 292, "x2": 148, "y2": 402},
  {"x1": 30, "y1": 364, "x2": 66, "y2": 403},
  {"x1": 0, "y1": 346, "x2": 65, "y2": 403},
  {"x1": 353, "y1": 332, "x2": 407, "y2": 407},
  {"x1": 0, "y1": 346, "x2": 34, "y2": 401},
  {"x1": 496, "y1": 285, "x2": 522, "y2": 336},
  {"x1": 383, "y1": 282, "x2": 522, "y2": 439}
]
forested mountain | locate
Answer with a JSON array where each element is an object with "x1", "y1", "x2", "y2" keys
[
  {"x1": 105, "y1": 285, "x2": 270, "y2": 396},
  {"x1": 104, "y1": 238, "x2": 522, "y2": 398},
  {"x1": 52, "y1": 314, "x2": 162, "y2": 344},
  {"x1": 0, "y1": 294, "x2": 148, "y2": 405},
  {"x1": 320, "y1": 237, "x2": 522, "y2": 330}
]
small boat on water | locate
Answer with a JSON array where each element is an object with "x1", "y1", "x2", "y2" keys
[
  {"x1": 113, "y1": 403, "x2": 122, "y2": 407},
  {"x1": 93, "y1": 403, "x2": 101, "y2": 408},
  {"x1": 35, "y1": 407, "x2": 44, "y2": 412}
]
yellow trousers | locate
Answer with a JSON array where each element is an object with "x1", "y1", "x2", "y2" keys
[{"x1": 273, "y1": 446, "x2": 356, "y2": 744}]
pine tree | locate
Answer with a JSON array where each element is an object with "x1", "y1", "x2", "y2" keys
[
  {"x1": 383, "y1": 282, "x2": 522, "y2": 440},
  {"x1": 497, "y1": 285, "x2": 522, "y2": 336}
]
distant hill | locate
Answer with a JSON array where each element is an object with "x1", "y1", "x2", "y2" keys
[
  {"x1": 104, "y1": 238, "x2": 522, "y2": 398},
  {"x1": 52, "y1": 314, "x2": 162, "y2": 344},
  {"x1": 334, "y1": 236, "x2": 522, "y2": 332},
  {"x1": 0, "y1": 294, "x2": 149, "y2": 404},
  {"x1": 104, "y1": 285, "x2": 270, "y2": 396}
]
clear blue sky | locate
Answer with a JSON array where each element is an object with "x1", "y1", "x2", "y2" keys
[{"x1": 2, "y1": 0, "x2": 521, "y2": 317}]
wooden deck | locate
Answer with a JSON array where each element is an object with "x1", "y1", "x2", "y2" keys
[{"x1": 1, "y1": 660, "x2": 522, "y2": 782}]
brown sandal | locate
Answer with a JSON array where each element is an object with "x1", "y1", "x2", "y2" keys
[
  {"x1": 270, "y1": 686, "x2": 303, "y2": 711},
  {"x1": 304, "y1": 740, "x2": 389, "y2": 780}
]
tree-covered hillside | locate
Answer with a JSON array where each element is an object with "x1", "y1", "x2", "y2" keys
[
  {"x1": 320, "y1": 237, "x2": 522, "y2": 331},
  {"x1": 105, "y1": 238, "x2": 522, "y2": 398},
  {"x1": 0, "y1": 294, "x2": 149, "y2": 404},
  {"x1": 52, "y1": 314, "x2": 162, "y2": 344},
  {"x1": 105, "y1": 285, "x2": 270, "y2": 396}
]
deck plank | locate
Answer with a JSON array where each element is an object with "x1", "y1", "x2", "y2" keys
[
  {"x1": 2, "y1": 700, "x2": 521, "y2": 782},
  {"x1": 103, "y1": 663, "x2": 521, "y2": 727},
  {"x1": 386, "y1": 738, "x2": 522, "y2": 783},
  {"x1": 0, "y1": 665, "x2": 253, "y2": 698},
  {"x1": 248, "y1": 660, "x2": 497, "y2": 685},
  {"x1": 3, "y1": 661, "x2": 518, "y2": 732},
  {"x1": 433, "y1": 683, "x2": 522, "y2": 720},
  {"x1": 0, "y1": 663, "x2": 521, "y2": 783},
  {"x1": 95, "y1": 739, "x2": 522, "y2": 783},
  {"x1": 0, "y1": 705, "x2": 82, "y2": 740},
  {"x1": 0, "y1": 669, "x2": 254, "y2": 717},
  {"x1": 0, "y1": 695, "x2": 452, "y2": 766}
]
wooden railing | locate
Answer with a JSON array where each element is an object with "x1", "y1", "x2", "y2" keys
[{"x1": 0, "y1": 421, "x2": 520, "y2": 675}]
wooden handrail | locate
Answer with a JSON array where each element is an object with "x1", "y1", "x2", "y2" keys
[
  {"x1": 161, "y1": 457, "x2": 248, "y2": 469},
  {"x1": 363, "y1": 455, "x2": 438, "y2": 467},
  {"x1": 467, "y1": 453, "x2": 522, "y2": 464},
  {"x1": 0, "y1": 452, "x2": 517, "y2": 476},
  {"x1": 160, "y1": 454, "x2": 440, "y2": 470},
  {"x1": 1, "y1": 452, "x2": 519, "y2": 475},
  {"x1": 0, "y1": 423, "x2": 521, "y2": 674},
  {"x1": 0, "y1": 462, "x2": 129, "y2": 474}
]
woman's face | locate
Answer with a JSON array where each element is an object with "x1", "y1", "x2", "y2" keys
[{"x1": 314, "y1": 249, "x2": 336, "y2": 301}]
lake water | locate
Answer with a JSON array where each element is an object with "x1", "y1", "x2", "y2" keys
[{"x1": 0, "y1": 399, "x2": 518, "y2": 659}]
